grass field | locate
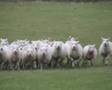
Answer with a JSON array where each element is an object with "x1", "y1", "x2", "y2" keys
[{"x1": 0, "y1": 1, "x2": 112, "y2": 90}]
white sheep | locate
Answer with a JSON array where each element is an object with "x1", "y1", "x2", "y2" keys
[
  {"x1": 83, "y1": 44, "x2": 97, "y2": 66},
  {"x1": 51, "y1": 41, "x2": 67, "y2": 68},
  {"x1": 37, "y1": 43, "x2": 53, "y2": 69},
  {"x1": 65, "y1": 39, "x2": 83, "y2": 67},
  {"x1": 99, "y1": 38, "x2": 112, "y2": 65}
]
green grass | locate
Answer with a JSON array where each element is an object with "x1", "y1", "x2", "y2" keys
[
  {"x1": 0, "y1": 1, "x2": 112, "y2": 90},
  {"x1": 0, "y1": 2, "x2": 112, "y2": 45},
  {"x1": 0, "y1": 67, "x2": 112, "y2": 90}
]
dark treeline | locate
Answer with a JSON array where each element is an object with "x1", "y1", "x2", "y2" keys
[{"x1": 0, "y1": 0, "x2": 112, "y2": 2}]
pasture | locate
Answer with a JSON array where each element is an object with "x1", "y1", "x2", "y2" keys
[{"x1": 0, "y1": 1, "x2": 112, "y2": 90}]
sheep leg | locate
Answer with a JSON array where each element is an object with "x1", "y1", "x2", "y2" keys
[
  {"x1": 1, "y1": 62, "x2": 5, "y2": 70},
  {"x1": 50, "y1": 59, "x2": 55, "y2": 68},
  {"x1": 40, "y1": 63, "x2": 43, "y2": 70},
  {"x1": 82, "y1": 59, "x2": 88, "y2": 67},
  {"x1": 71, "y1": 60, "x2": 75, "y2": 68},
  {"x1": 16, "y1": 60, "x2": 20, "y2": 70},
  {"x1": 67, "y1": 57, "x2": 71, "y2": 65},
  {"x1": 76, "y1": 59, "x2": 81, "y2": 67},
  {"x1": 105, "y1": 55, "x2": 110, "y2": 65},
  {"x1": 38, "y1": 60, "x2": 43, "y2": 70},
  {"x1": 33, "y1": 60, "x2": 37, "y2": 69},
  {"x1": 9, "y1": 61, "x2": 14, "y2": 70},
  {"x1": 90, "y1": 59, "x2": 94, "y2": 66},
  {"x1": 103, "y1": 57, "x2": 106, "y2": 65}
]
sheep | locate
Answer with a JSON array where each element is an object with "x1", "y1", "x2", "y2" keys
[
  {"x1": 17, "y1": 44, "x2": 37, "y2": 69},
  {"x1": 0, "y1": 45, "x2": 17, "y2": 70},
  {"x1": 51, "y1": 41, "x2": 67, "y2": 68},
  {"x1": 0, "y1": 38, "x2": 9, "y2": 46},
  {"x1": 99, "y1": 38, "x2": 112, "y2": 65},
  {"x1": 1, "y1": 37, "x2": 112, "y2": 70},
  {"x1": 65, "y1": 39, "x2": 83, "y2": 67},
  {"x1": 37, "y1": 44, "x2": 53, "y2": 69},
  {"x1": 0, "y1": 46, "x2": 3, "y2": 69},
  {"x1": 83, "y1": 44, "x2": 97, "y2": 66},
  {"x1": 8, "y1": 44, "x2": 20, "y2": 70}
]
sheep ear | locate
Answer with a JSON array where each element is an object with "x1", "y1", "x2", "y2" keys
[
  {"x1": 75, "y1": 37, "x2": 78, "y2": 41},
  {"x1": 50, "y1": 43, "x2": 53, "y2": 46},
  {"x1": 29, "y1": 40, "x2": 32, "y2": 44},
  {"x1": 101, "y1": 37, "x2": 105, "y2": 40},
  {"x1": 68, "y1": 36, "x2": 72, "y2": 40},
  {"x1": 47, "y1": 37, "x2": 49, "y2": 39},
  {"x1": 76, "y1": 41, "x2": 79, "y2": 44},
  {"x1": 108, "y1": 37, "x2": 110, "y2": 40},
  {"x1": 3, "y1": 36, "x2": 7, "y2": 39},
  {"x1": 93, "y1": 44, "x2": 96, "y2": 47}
]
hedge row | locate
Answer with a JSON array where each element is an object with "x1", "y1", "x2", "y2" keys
[{"x1": 0, "y1": 0, "x2": 112, "y2": 2}]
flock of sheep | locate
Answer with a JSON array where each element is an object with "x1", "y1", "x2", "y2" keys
[{"x1": 0, "y1": 36, "x2": 112, "y2": 70}]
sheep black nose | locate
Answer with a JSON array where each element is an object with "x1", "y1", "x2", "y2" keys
[
  {"x1": 0, "y1": 48, "x2": 3, "y2": 51},
  {"x1": 72, "y1": 46, "x2": 76, "y2": 50},
  {"x1": 14, "y1": 51, "x2": 18, "y2": 55},
  {"x1": 35, "y1": 47, "x2": 37, "y2": 51},
  {"x1": 42, "y1": 53, "x2": 46, "y2": 57},
  {"x1": 104, "y1": 43, "x2": 107, "y2": 47},
  {"x1": 28, "y1": 54, "x2": 32, "y2": 58},
  {"x1": 57, "y1": 46, "x2": 60, "y2": 50}
]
